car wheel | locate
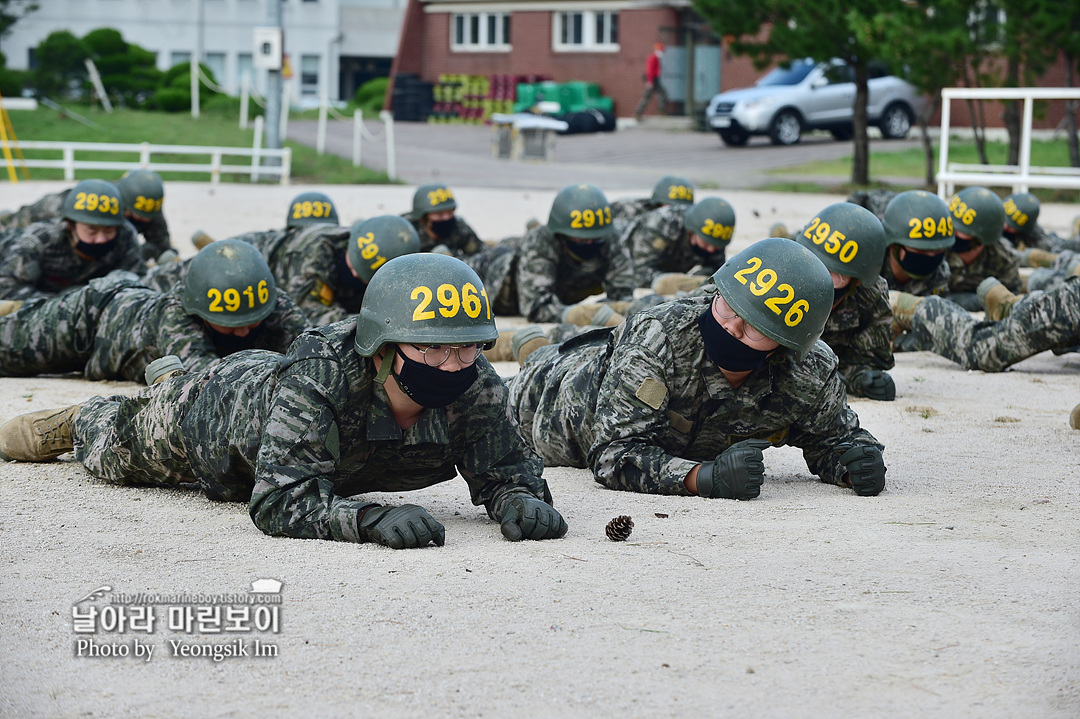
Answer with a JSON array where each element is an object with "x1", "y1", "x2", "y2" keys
[
  {"x1": 830, "y1": 126, "x2": 853, "y2": 141},
  {"x1": 879, "y1": 104, "x2": 913, "y2": 139},
  {"x1": 719, "y1": 128, "x2": 749, "y2": 147},
  {"x1": 769, "y1": 110, "x2": 802, "y2": 145}
]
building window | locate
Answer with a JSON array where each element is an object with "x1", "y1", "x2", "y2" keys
[
  {"x1": 451, "y1": 12, "x2": 510, "y2": 52},
  {"x1": 553, "y1": 11, "x2": 618, "y2": 52},
  {"x1": 300, "y1": 54, "x2": 319, "y2": 96},
  {"x1": 237, "y1": 52, "x2": 254, "y2": 91},
  {"x1": 205, "y1": 52, "x2": 226, "y2": 86},
  {"x1": 170, "y1": 51, "x2": 191, "y2": 68}
]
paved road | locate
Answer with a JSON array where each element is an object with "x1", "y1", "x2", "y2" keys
[{"x1": 287, "y1": 118, "x2": 923, "y2": 191}]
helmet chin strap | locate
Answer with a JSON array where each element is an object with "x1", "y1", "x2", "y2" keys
[{"x1": 373, "y1": 346, "x2": 396, "y2": 385}]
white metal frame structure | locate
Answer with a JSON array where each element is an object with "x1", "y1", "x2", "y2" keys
[{"x1": 937, "y1": 87, "x2": 1080, "y2": 197}]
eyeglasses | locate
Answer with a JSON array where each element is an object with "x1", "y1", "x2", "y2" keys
[
  {"x1": 712, "y1": 294, "x2": 767, "y2": 342},
  {"x1": 410, "y1": 343, "x2": 482, "y2": 367}
]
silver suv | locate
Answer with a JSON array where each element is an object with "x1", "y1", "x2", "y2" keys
[{"x1": 704, "y1": 58, "x2": 926, "y2": 147}]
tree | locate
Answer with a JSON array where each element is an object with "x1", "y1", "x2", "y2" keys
[
  {"x1": 851, "y1": 1, "x2": 976, "y2": 186},
  {"x1": 691, "y1": 0, "x2": 902, "y2": 184},
  {"x1": 82, "y1": 27, "x2": 161, "y2": 107},
  {"x1": 0, "y1": 0, "x2": 38, "y2": 52},
  {"x1": 32, "y1": 30, "x2": 88, "y2": 100}
]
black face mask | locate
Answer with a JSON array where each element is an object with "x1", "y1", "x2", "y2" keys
[
  {"x1": 394, "y1": 351, "x2": 478, "y2": 408},
  {"x1": 897, "y1": 248, "x2": 945, "y2": 279},
  {"x1": 206, "y1": 324, "x2": 264, "y2": 356},
  {"x1": 129, "y1": 217, "x2": 151, "y2": 235},
  {"x1": 691, "y1": 241, "x2": 717, "y2": 259},
  {"x1": 429, "y1": 218, "x2": 456, "y2": 239},
  {"x1": 562, "y1": 236, "x2": 605, "y2": 261},
  {"x1": 697, "y1": 309, "x2": 773, "y2": 373},
  {"x1": 950, "y1": 236, "x2": 976, "y2": 253},
  {"x1": 833, "y1": 285, "x2": 850, "y2": 303},
  {"x1": 75, "y1": 239, "x2": 117, "y2": 259},
  {"x1": 1002, "y1": 227, "x2": 1019, "y2": 241},
  {"x1": 338, "y1": 253, "x2": 368, "y2": 292}
]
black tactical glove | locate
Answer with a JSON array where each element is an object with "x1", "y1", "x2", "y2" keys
[
  {"x1": 499, "y1": 495, "x2": 568, "y2": 541},
  {"x1": 696, "y1": 439, "x2": 772, "y2": 499},
  {"x1": 356, "y1": 504, "x2": 445, "y2": 549},
  {"x1": 840, "y1": 445, "x2": 886, "y2": 497},
  {"x1": 856, "y1": 369, "x2": 896, "y2": 401}
]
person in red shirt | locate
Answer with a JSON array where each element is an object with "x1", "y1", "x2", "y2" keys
[{"x1": 635, "y1": 42, "x2": 669, "y2": 121}]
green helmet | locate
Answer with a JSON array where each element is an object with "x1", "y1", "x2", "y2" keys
[
  {"x1": 796, "y1": 203, "x2": 886, "y2": 285},
  {"x1": 181, "y1": 239, "x2": 277, "y2": 327},
  {"x1": 354, "y1": 253, "x2": 498, "y2": 357},
  {"x1": 286, "y1": 192, "x2": 338, "y2": 228},
  {"x1": 948, "y1": 186, "x2": 1005, "y2": 247},
  {"x1": 117, "y1": 169, "x2": 165, "y2": 220},
  {"x1": 1003, "y1": 192, "x2": 1039, "y2": 233},
  {"x1": 650, "y1": 175, "x2": 695, "y2": 206},
  {"x1": 882, "y1": 190, "x2": 955, "y2": 251},
  {"x1": 547, "y1": 184, "x2": 614, "y2": 239},
  {"x1": 348, "y1": 215, "x2": 421, "y2": 284},
  {"x1": 61, "y1": 179, "x2": 124, "y2": 227},
  {"x1": 684, "y1": 197, "x2": 736, "y2": 249},
  {"x1": 411, "y1": 183, "x2": 457, "y2": 219},
  {"x1": 711, "y1": 237, "x2": 833, "y2": 361}
]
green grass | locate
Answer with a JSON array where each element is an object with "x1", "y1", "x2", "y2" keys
[
  {"x1": 766, "y1": 138, "x2": 1078, "y2": 202},
  {"x1": 1, "y1": 104, "x2": 394, "y2": 184}
]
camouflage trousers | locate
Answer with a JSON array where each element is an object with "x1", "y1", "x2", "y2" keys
[
  {"x1": 909, "y1": 277, "x2": 1080, "y2": 372},
  {"x1": 506, "y1": 330, "x2": 610, "y2": 467},
  {"x1": 73, "y1": 353, "x2": 277, "y2": 502},
  {"x1": 0, "y1": 273, "x2": 146, "y2": 379},
  {"x1": 467, "y1": 242, "x2": 520, "y2": 316}
]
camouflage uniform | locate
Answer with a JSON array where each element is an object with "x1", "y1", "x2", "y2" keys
[
  {"x1": 0, "y1": 220, "x2": 146, "y2": 301},
  {"x1": 907, "y1": 276, "x2": 1080, "y2": 372},
  {"x1": 510, "y1": 225, "x2": 636, "y2": 322},
  {"x1": 620, "y1": 205, "x2": 725, "y2": 287},
  {"x1": 0, "y1": 188, "x2": 172, "y2": 259},
  {"x1": 73, "y1": 320, "x2": 553, "y2": 542},
  {"x1": 945, "y1": 239, "x2": 1022, "y2": 310},
  {"x1": 1004, "y1": 224, "x2": 1080, "y2": 253},
  {"x1": 609, "y1": 196, "x2": 658, "y2": 238},
  {"x1": 821, "y1": 277, "x2": 894, "y2": 397},
  {"x1": 143, "y1": 225, "x2": 362, "y2": 326},
  {"x1": 406, "y1": 215, "x2": 486, "y2": 258},
  {"x1": 847, "y1": 189, "x2": 897, "y2": 221},
  {"x1": 507, "y1": 294, "x2": 881, "y2": 494},
  {"x1": 881, "y1": 246, "x2": 951, "y2": 297},
  {"x1": 0, "y1": 273, "x2": 310, "y2": 383}
]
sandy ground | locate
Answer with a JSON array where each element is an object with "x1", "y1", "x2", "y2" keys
[{"x1": 1, "y1": 181, "x2": 1079, "y2": 718}]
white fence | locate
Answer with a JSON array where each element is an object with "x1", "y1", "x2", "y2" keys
[
  {"x1": 937, "y1": 87, "x2": 1080, "y2": 197},
  {"x1": 2, "y1": 140, "x2": 291, "y2": 185}
]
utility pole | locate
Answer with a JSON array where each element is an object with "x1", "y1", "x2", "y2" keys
[
  {"x1": 191, "y1": 0, "x2": 203, "y2": 118},
  {"x1": 265, "y1": 0, "x2": 283, "y2": 158}
]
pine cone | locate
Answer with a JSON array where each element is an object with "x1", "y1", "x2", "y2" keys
[{"x1": 605, "y1": 515, "x2": 634, "y2": 542}]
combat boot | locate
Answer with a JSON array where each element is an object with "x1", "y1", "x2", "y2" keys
[
  {"x1": 1070, "y1": 402, "x2": 1080, "y2": 430},
  {"x1": 652, "y1": 273, "x2": 706, "y2": 295},
  {"x1": 0, "y1": 299, "x2": 23, "y2": 317},
  {"x1": 888, "y1": 290, "x2": 923, "y2": 337},
  {"x1": 482, "y1": 331, "x2": 516, "y2": 362},
  {"x1": 0, "y1": 405, "x2": 81, "y2": 462},
  {"x1": 562, "y1": 303, "x2": 625, "y2": 327},
  {"x1": 191, "y1": 229, "x2": 215, "y2": 251},
  {"x1": 1072, "y1": 214, "x2": 1080, "y2": 240},
  {"x1": 977, "y1": 277, "x2": 1018, "y2": 321},
  {"x1": 1020, "y1": 248, "x2": 1057, "y2": 268},
  {"x1": 510, "y1": 325, "x2": 550, "y2": 366},
  {"x1": 768, "y1": 222, "x2": 790, "y2": 238}
]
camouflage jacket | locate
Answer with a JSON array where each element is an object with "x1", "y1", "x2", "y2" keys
[
  {"x1": 621, "y1": 204, "x2": 725, "y2": 286},
  {"x1": 946, "y1": 239, "x2": 1022, "y2": 294},
  {"x1": 609, "y1": 196, "x2": 658, "y2": 238},
  {"x1": 508, "y1": 294, "x2": 881, "y2": 495},
  {"x1": 516, "y1": 224, "x2": 636, "y2": 322},
  {"x1": 0, "y1": 219, "x2": 146, "y2": 301},
  {"x1": 405, "y1": 214, "x2": 486, "y2": 257},
  {"x1": 174, "y1": 320, "x2": 552, "y2": 542},
  {"x1": 820, "y1": 276, "x2": 895, "y2": 394},
  {"x1": 881, "y1": 246, "x2": 951, "y2": 297},
  {"x1": 0, "y1": 188, "x2": 172, "y2": 258},
  {"x1": 239, "y1": 224, "x2": 360, "y2": 326}
]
